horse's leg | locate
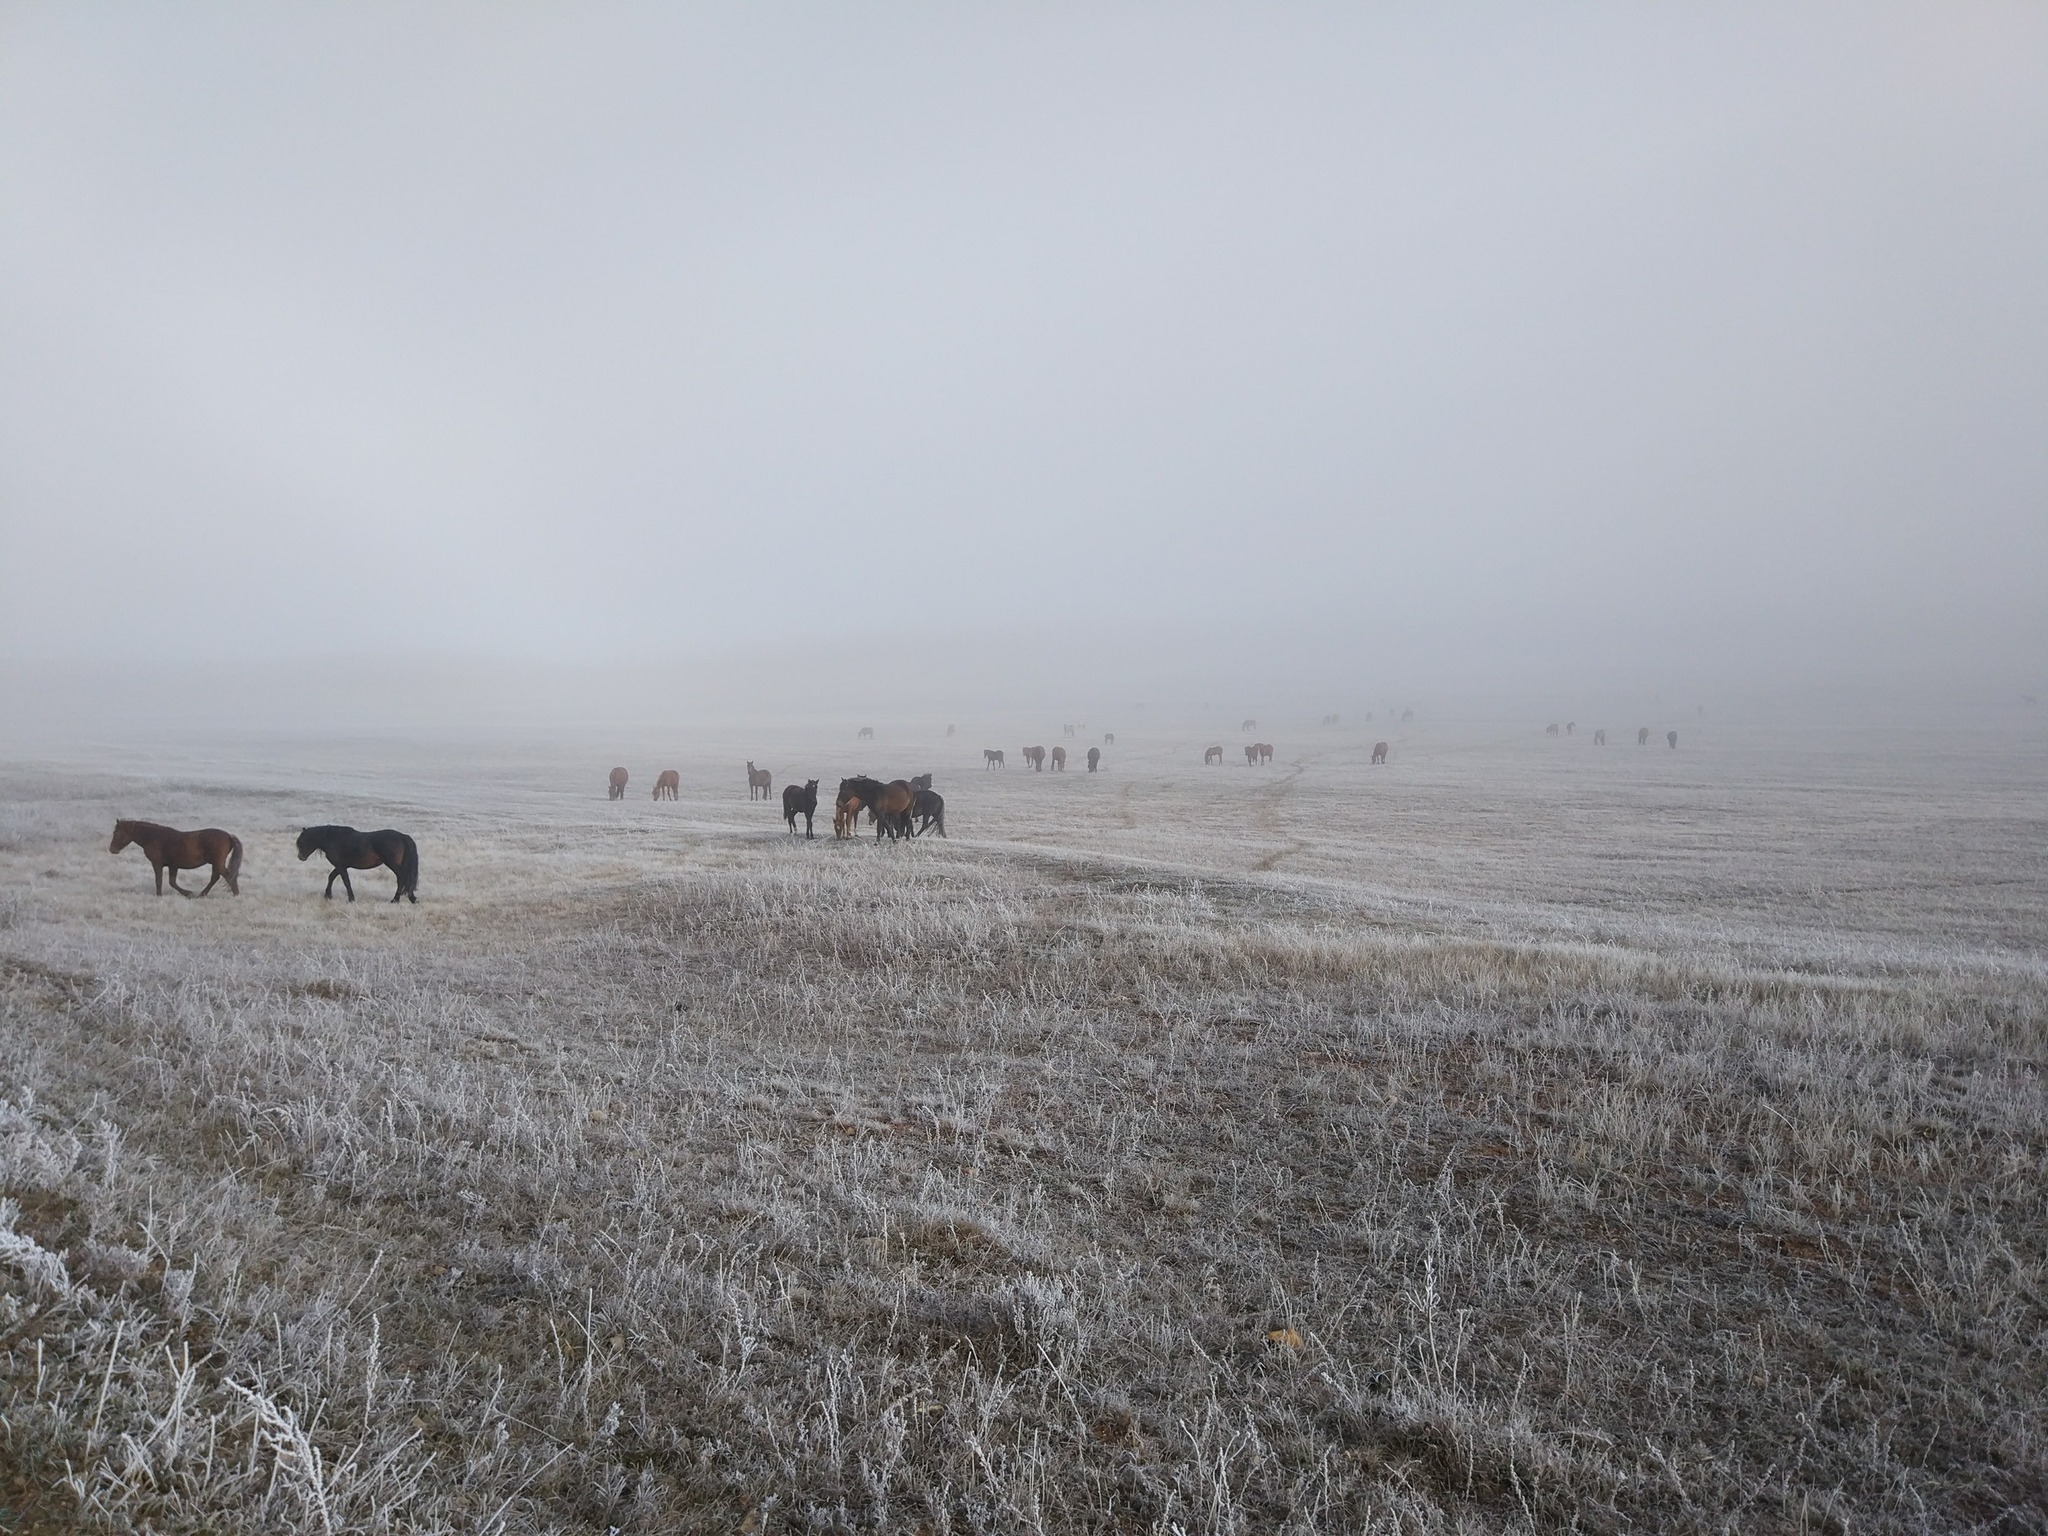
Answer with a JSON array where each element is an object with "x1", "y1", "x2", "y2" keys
[
  {"x1": 152, "y1": 857, "x2": 165, "y2": 896},
  {"x1": 341, "y1": 868, "x2": 355, "y2": 902},
  {"x1": 196, "y1": 865, "x2": 222, "y2": 896},
  {"x1": 168, "y1": 866, "x2": 194, "y2": 897},
  {"x1": 325, "y1": 866, "x2": 340, "y2": 899}
]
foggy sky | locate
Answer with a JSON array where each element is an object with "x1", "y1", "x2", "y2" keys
[{"x1": 3, "y1": 4, "x2": 2044, "y2": 691}]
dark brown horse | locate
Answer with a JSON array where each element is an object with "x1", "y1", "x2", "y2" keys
[
  {"x1": 1205, "y1": 745, "x2": 1223, "y2": 765},
  {"x1": 296, "y1": 825, "x2": 419, "y2": 903},
  {"x1": 653, "y1": 770, "x2": 680, "y2": 800},
  {"x1": 1086, "y1": 746, "x2": 1100, "y2": 772},
  {"x1": 1022, "y1": 745, "x2": 1046, "y2": 771},
  {"x1": 1247, "y1": 742, "x2": 1273, "y2": 765},
  {"x1": 1104, "y1": 732, "x2": 1115, "y2": 745},
  {"x1": 783, "y1": 779, "x2": 820, "y2": 838},
  {"x1": 911, "y1": 787, "x2": 946, "y2": 837},
  {"x1": 840, "y1": 777, "x2": 915, "y2": 840},
  {"x1": 984, "y1": 749, "x2": 1005, "y2": 769},
  {"x1": 110, "y1": 820, "x2": 242, "y2": 897},
  {"x1": 747, "y1": 762, "x2": 772, "y2": 800},
  {"x1": 608, "y1": 767, "x2": 629, "y2": 799},
  {"x1": 1638, "y1": 727, "x2": 1651, "y2": 746},
  {"x1": 1050, "y1": 746, "x2": 1067, "y2": 771},
  {"x1": 1371, "y1": 741, "x2": 1388, "y2": 764}
]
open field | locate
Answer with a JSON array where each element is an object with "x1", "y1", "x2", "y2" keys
[{"x1": 2, "y1": 717, "x2": 2045, "y2": 1532}]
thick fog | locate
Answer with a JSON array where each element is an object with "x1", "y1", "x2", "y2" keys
[{"x1": 3, "y1": 4, "x2": 2044, "y2": 727}]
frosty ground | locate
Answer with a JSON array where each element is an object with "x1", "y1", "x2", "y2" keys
[{"x1": 1, "y1": 715, "x2": 2043, "y2": 1532}]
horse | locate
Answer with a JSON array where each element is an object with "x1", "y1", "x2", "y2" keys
[
  {"x1": 1244, "y1": 743, "x2": 1259, "y2": 765},
  {"x1": 1322, "y1": 713, "x2": 1339, "y2": 726},
  {"x1": 110, "y1": 820, "x2": 242, "y2": 897},
  {"x1": 911, "y1": 787, "x2": 946, "y2": 837},
  {"x1": 1638, "y1": 727, "x2": 1651, "y2": 746},
  {"x1": 1086, "y1": 747, "x2": 1100, "y2": 772},
  {"x1": 1241, "y1": 718, "x2": 1257, "y2": 732},
  {"x1": 746, "y1": 762, "x2": 772, "y2": 800},
  {"x1": 839, "y1": 777, "x2": 914, "y2": 840},
  {"x1": 653, "y1": 770, "x2": 679, "y2": 800},
  {"x1": 1022, "y1": 745, "x2": 1046, "y2": 771},
  {"x1": 783, "y1": 780, "x2": 820, "y2": 838},
  {"x1": 608, "y1": 767, "x2": 628, "y2": 799},
  {"x1": 1545, "y1": 724, "x2": 1560, "y2": 737},
  {"x1": 1257, "y1": 742, "x2": 1274, "y2": 764},
  {"x1": 1667, "y1": 731, "x2": 1678, "y2": 749},
  {"x1": 296, "y1": 825, "x2": 418, "y2": 903},
  {"x1": 838, "y1": 777, "x2": 879, "y2": 838},
  {"x1": 1401, "y1": 709, "x2": 1413, "y2": 722},
  {"x1": 1593, "y1": 729, "x2": 1606, "y2": 746},
  {"x1": 858, "y1": 726, "x2": 874, "y2": 740},
  {"x1": 910, "y1": 773, "x2": 933, "y2": 791},
  {"x1": 1050, "y1": 746, "x2": 1067, "y2": 770},
  {"x1": 946, "y1": 724, "x2": 956, "y2": 736},
  {"x1": 1063, "y1": 724, "x2": 1076, "y2": 738},
  {"x1": 1371, "y1": 741, "x2": 1388, "y2": 764},
  {"x1": 984, "y1": 749, "x2": 1005, "y2": 769},
  {"x1": 1104, "y1": 733, "x2": 1115, "y2": 745},
  {"x1": 1566, "y1": 722, "x2": 1576, "y2": 735},
  {"x1": 1205, "y1": 745, "x2": 1223, "y2": 765}
]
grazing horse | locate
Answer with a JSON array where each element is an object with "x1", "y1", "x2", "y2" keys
[
  {"x1": 1086, "y1": 746, "x2": 1100, "y2": 772},
  {"x1": 910, "y1": 773, "x2": 933, "y2": 791},
  {"x1": 1638, "y1": 727, "x2": 1651, "y2": 746},
  {"x1": 911, "y1": 788, "x2": 946, "y2": 837},
  {"x1": 873, "y1": 779, "x2": 920, "y2": 839},
  {"x1": 1022, "y1": 745, "x2": 1046, "y2": 771},
  {"x1": 984, "y1": 749, "x2": 1005, "y2": 769},
  {"x1": 653, "y1": 770, "x2": 679, "y2": 800},
  {"x1": 1545, "y1": 724, "x2": 1560, "y2": 737},
  {"x1": 746, "y1": 762, "x2": 772, "y2": 800},
  {"x1": 1667, "y1": 731, "x2": 1678, "y2": 749},
  {"x1": 1241, "y1": 718, "x2": 1257, "y2": 732},
  {"x1": 1401, "y1": 709, "x2": 1413, "y2": 722},
  {"x1": 1254, "y1": 742, "x2": 1274, "y2": 764},
  {"x1": 1594, "y1": 729, "x2": 1606, "y2": 746},
  {"x1": 858, "y1": 726, "x2": 875, "y2": 740},
  {"x1": 608, "y1": 767, "x2": 629, "y2": 799},
  {"x1": 1104, "y1": 733, "x2": 1114, "y2": 745},
  {"x1": 110, "y1": 820, "x2": 242, "y2": 897},
  {"x1": 1205, "y1": 745, "x2": 1223, "y2": 765},
  {"x1": 783, "y1": 779, "x2": 820, "y2": 838},
  {"x1": 1050, "y1": 746, "x2": 1067, "y2": 771},
  {"x1": 1063, "y1": 724, "x2": 1076, "y2": 738},
  {"x1": 1371, "y1": 741, "x2": 1388, "y2": 764},
  {"x1": 296, "y1": 825, "x2": 419, "y2": 903}
]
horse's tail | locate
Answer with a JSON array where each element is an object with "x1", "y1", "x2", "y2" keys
[
  {"x1": 226, "y1": 836, "x2": 244, "y2": 890},
  {"x1": 400, "y1": 836, "x2": 420, "y2": 894}
]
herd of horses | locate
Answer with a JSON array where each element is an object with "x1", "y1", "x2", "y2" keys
[
  {"x1": 1546, "y1": 723, "x2": 1680, "y2": 748},
  {"x1": 107, "y1": 819, "x2": 419, "y2": 902}
]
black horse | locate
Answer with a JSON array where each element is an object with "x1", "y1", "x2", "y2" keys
[
  {"x1": 296, "y1": 825, "x2": 419, "y2": 903},
  {"x1": 911, "y1": 788, "x2": 946, "y2": 837},
  {"x1": 783, "y1": 779, "x2": 820, "y2": 839}
]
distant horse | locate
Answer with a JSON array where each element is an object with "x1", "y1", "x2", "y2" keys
[
  {"x1": 1594, "y1": 729, "x2": 1606, "y2": 746},
  {"x1": 1205, "y1": 745, "x2": 1223, "y2": 765},
  {"x1": 783, "y1": 779, "x2": 820, "y2": 838},
  {"x1": 1545, "y1": 724, "x2": 1560, "y2": 737},
  {"x1": 1104, "y1": 733, "x2": 1115, "y2": 745},
  {"x1": 858, "y1": 726, "x2": 875, "y2": 740},
  {"x1": 1401, "y1": 709, "x2": 1413, "y2": 722},
  {"x1": 1371, "y1": 741, "x2": 1388, "y2": 764},
  {"x1": 296, "y1": 825, "x2": 419, "y2": 903},
  {"x1": 746, "y1": 762, "x2": 772, "y2": 800},
  {"x1": 1023, "y1": 745, "x2": 1046, "y2": 771},
  {"x1": 653, "y1": 770, "x2": 679, "y2": 800},
  {"x1": 1322, "y1": 713, "x2": 1339, "y2": 726},
  {"x1": 1566, "y1": 722, "x2": 1576, "y2": 736},
  {"x1": 1241, "y1": 718, "x2": 1257, "y2": 732},
  {"x1": 1244, "y1": 743, "x2": 1260, "y2": 765},
  {"x1": 984, "y1": 749, "x2": 1005, "y2": 769},
  {"x1": 1254, "y1": 742, "x2": 1274, "y2": 764},
  {"x1": 1063, "y1": 724, "x2": 1076, "y2": 738},
  {"x1": 1086, "y1": 747, "x2": 1100, "y2": 772},
  {"x1": 1667, "y1": 731, "x2": 1678, "y2": 749},
  {"x1": 911, "y1": 788, "x2": 946, "y2": 837},
  {"x1": 608, "y1": 767, "x2": 628, "y2": 799},
  {"x1": 1050, "y1": 746, "x2": 1067, "y2": 770},
  {"x1": 947, "y1": 724, "x2": 956, "y2": 736},
  {"x1": 1638, "y1": 727, "x2": 1650, "y2": 746},
  {"x1": 110, "y1": 820, "x2": 242, "y2": 898}
]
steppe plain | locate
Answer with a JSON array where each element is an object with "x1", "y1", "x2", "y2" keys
[{"x1": 1, "y1": 712, "x2": 2044, "y2": 1533}]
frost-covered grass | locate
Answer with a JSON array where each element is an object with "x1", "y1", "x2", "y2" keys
[{"x1": 1, "y1": 722, "x2": 2043, "y2": 1531}]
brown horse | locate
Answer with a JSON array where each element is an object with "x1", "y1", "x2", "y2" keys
[
  {"x1": 984, "y1": 749, "x2": 1005, "y2": 769},
  {"x1": 1050, "y1": 746, "x2": 1067, "y2": 771},
  {"x1": 1256, "y1": 742, "x2": 1274, "y2": 764},
  {"x1": 653, "y1": 770, "x2": 679, "y2": 800},
  {"x1": 1244, "y1": 743, "x2": 1260, "y2": 765},
  {"x1": 1022, "y1": 745, "x2": 1046, "y2": 771},
  {"x1": 746, "y1": 762, "x2": 772, "y2": 800},
  {"x1": 110, "y1": 820, "x2": 242, "y2": 897},
  {"x1": 1204, "y1": 745, "x2": 1223, "y2": 765},
  {"x1": 1086, "y1": 746, "x2": 1100, "y2": 771},
  {"x1": 1371, "y1": 741, "x2": 1388, "y2": 764},
  {"x1": 608, "y1": 767, "x2": 628, "y2": 799}
]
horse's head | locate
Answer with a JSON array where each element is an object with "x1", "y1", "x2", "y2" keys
[
  {"x1": 109, "y1": 820, "x2": 133, "y2": 854},
  {"x1": 295, "y1": 828, "x2": 318, "y2": 861}
]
